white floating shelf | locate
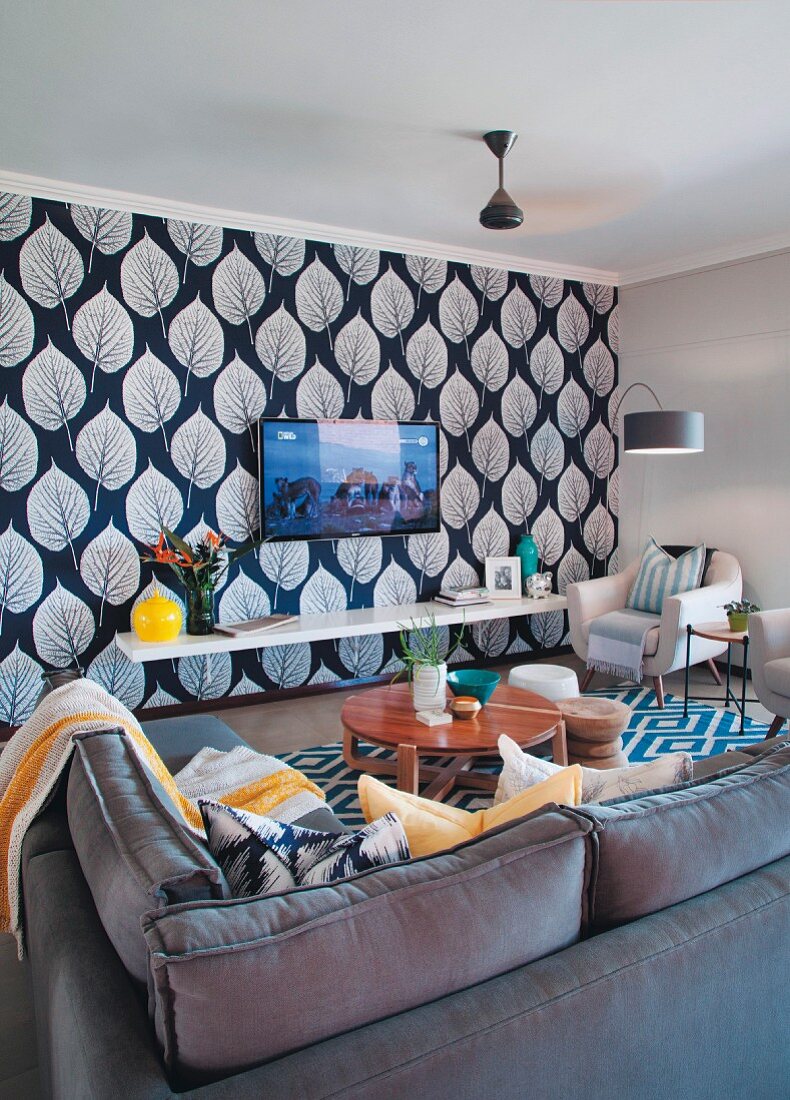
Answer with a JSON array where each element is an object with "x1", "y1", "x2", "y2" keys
[{"x1": 115, "y1": 595, "x2": 568, "y2": 663}]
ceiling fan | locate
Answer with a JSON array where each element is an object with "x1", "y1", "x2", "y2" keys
[{"x1": 479, "y1": 130, "x2": 524, "y2": 230}]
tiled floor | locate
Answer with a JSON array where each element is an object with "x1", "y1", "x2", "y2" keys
[{"x1": 0, "y1": 656, "x2": 772, "y2": 1095}]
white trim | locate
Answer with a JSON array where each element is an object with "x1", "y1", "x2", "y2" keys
[
  {"x1": 0, "y1": 168, "x2": 618, "y2": 286},
  {"x1": 619, "y1": 233, "x2": 790, "y2": 287}
]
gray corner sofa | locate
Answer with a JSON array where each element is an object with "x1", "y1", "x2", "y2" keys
[{"x1": 20, "y1": 713, "x2": 790, "y2": 1100}]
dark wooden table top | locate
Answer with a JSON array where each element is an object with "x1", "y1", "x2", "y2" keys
[{"x1": 341, "y1": 682, "x2": 561, "y2": 755}]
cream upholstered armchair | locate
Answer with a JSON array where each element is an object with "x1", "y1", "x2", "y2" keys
[
  {"x1": 567, "y1": 550, "x2": 742, "y2": 708},
  {"x1": 748, "y1": 610, "x2": 790, "y2": 738}
]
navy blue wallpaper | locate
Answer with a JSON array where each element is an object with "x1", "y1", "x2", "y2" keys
[{"x1": 0, "y1": 191, "x2": 619, "y2": 728}]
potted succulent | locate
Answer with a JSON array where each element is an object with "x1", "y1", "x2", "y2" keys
[
  {"x1": 722, "y1": 599, "x2": 760, "y2": 633},
  {"x1": 393, "y1": 615, "x2": 465, "y2": 712}
]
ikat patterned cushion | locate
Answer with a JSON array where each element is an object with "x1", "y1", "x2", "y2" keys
[
  {"x1": 626, "y1": 538, "x2": 706, "y2": 614},
  {"x1": 199, "y1": 800, "x2": 410, "y2": 898}
]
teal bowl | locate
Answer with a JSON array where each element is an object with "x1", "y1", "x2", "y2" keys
[{"x1": 446, "y1": 669, "x2": 501, "y2": 706}]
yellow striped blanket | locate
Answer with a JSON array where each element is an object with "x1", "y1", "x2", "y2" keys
[{"x1": 0, "y1": 680, "x2": 324, "y2": 948}]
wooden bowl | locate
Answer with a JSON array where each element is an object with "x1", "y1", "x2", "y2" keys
[{"x1": 449, "y1": 695, "x2": 482, "y2": 720}]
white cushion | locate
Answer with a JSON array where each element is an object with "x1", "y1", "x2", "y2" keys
[
  {"x1": 764, "y1": 657, "x2": 790, "y2": 698},
  {"x1": 494, "y1": 734, "x2": 693, "y2": 806}
]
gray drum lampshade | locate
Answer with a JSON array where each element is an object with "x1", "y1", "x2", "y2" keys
[{"x1": 623, "y1": 410, "x2": 704, "y2": 454}]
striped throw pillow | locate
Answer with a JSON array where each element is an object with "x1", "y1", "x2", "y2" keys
[{"x1": 626, "y1": 538, "x2": 706, "y2": 614}]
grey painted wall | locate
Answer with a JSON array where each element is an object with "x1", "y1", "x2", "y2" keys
[{"x1": 619, "y1": 251, "x2": 790, "y2": 611}]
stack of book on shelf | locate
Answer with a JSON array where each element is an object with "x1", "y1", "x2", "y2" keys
[{"x1": 433, "y1": 585, "x2": 491, "y2": 608}]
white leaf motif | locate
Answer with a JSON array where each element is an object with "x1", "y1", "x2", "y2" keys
[
  {"x1": 608, "y1": 467, "x2": 620, "y2": 517},
  {"x1": 371, "y1": 364, "x2": 415, "y2": 420},
  {"x1": 557, "y1": 292, "x2": 590, "y2": 358},
  {"x1": 442, "y1": 552, "x2": 480, "y2": 592},
  {"x1": 125, "y1": 462, "x2": 183, "y2": 545},
  {"x1": 557, "y1": 462, "x2": 591, "y2": 525},
  {"x1": 300, "y1": 565, "x2": 347, "y2": 614},
  {"x1": 438, "y1": 275, "x2": 478, "y2": 349},
  {"x1": 19, "y1": 215, "x2": 83, "y2": 328},
  {"x1": 530, "y1": 333, "x2": 564, "y2": 405},
  {"x1": 471, "y1": 506, "x2": 509, "y2": 562},
  {"x1": 254, "y1": 233, "x2": 305, "y2": 289},
  {"x1": 470, "y1": 265, "x2": 508, "y2": 310},
  {"x1": 608, "y1": 386, "x2": 623, "y2": 436},
  {"x1": 308, "y1": 661, "x2": 340, "y2": 686},
  {"x1": 0, "y1": 398, "x2": 38, "y2": 492},
  {"x1": 26, "y1": 461, "x2": 89, "y2": 566},
  {"x1": 72, "y1": 283, "x2": 134, "y2": 391},
  {"x1": 219, "y1": 571, "x2": 271, "y2": 624},
  {"x1": 259, "y1": 541, "x2": 309, "y2": 608},
  {"x1": 439, "y1": 368, "x2": 479, "y2": 439},
  {"x1": 22, "y1": 339, "x2": 85, "y2": 449},
  {"x1": 530, "y1": 418, "x2": 565, "y2": 489},
  {"x1": 471, "y1": 325, "x2": 509, "y2": 396},
  {"x1": 529, "y1": 274, "x2": 563, "y2": 318},
  {"x1": 213, "y1": 354, "x2": 265, "y2": 444},
  {"x1": 0, "y1": 272, "x2": 34, "y2": 367},
  {"x1": 120, "y1": 229, "x2": 178, "y2": 335},
  {"x1": 532, "y1": 505, "x2": 565, "y2": 567},
  {"x1": 144, "y1": 683, "x2": 181, "y2": 709},
  {"x1": 170, "y1": 406, "x2": 226, "y2": 507},
  {"x1": 338, "y1": 634, "x2": 384, "y2": 678},
  {"x1": 441, "y1": 461, "x2": 479, "y2": 536},
  {"x1": 405, "y1": 320, "x2": 447, "y2": 401},
  {"x1": 295, "y1": 358, "x2": 344, "y2": 418},
  {"x1": 0, "y1": 643, "x2": 42, "y2": 725},
  {"x1": 583, "y1": 421, "x2": 615, "y2": 481},
  {"x1": 583, "y1": 504, "x2": 615, "y2": 562},
  {"x1": 335, "y1": 311, "x2": 380, "y2": 398},
  {"x1": 404, "y1": 254, "x2": 446, "y2": 306},
  {"x1": 501, "y1": 285, "x2": 536, "y2": 357},
  {"x1": 71, "y1": 205, "x2": 132, "y2": 272},
  {"x1": 373, "y1": 559, "x2": 417, "y2": 607},
  {"x1": 0, "y1": 522, "x2": 43, "y2": 629},
  {"x1": 179, "y1": 652, "x2": 232, "y2": 700},
  {"x1": 262, "y1": 644, "x2": 310, "y2": 690},
  {"x1": 558, "y1": 547, "x2": 590, "y2": 595},
  {"x1": 608, "y1": 305, "x2": 620, "y2": 354},
  {"x1": 583, "y1": 282, "x2": 615, "y2": 318},
  {"x1": 122, "y1": 347, "x2": 180, "y2": 450},
  {"x1": 33, "y1": 582, "x2": 95, "y2": 668},
  {"x1": 211, "y1": 243, "x2": 265, "y2": 339},
  {"x1": 75, "y1": 402, "x2": 137, "y2": 508},
  {"x1": 167, "y1": 219, "x2": 223, "y2": 279},
  {"x1": 557, "y1": 378, "x2": 590, "y2": 438},
  {"x1": 333, "y1": 245, "x2": 380, "y2": 298},
  {"x1": 295, "y1": 257, "x2": 343, "y2": 349},
  {"x1": 471, "y1": 416, "x2": 508, "y2": 490},
  {"x1": 229, "y1": 673, "x2": 265, "y2": 697},
  {"x1": 407, "y1": 526, "x2": 450, "y2": 592},
  {"x1": 79, "y1": 519, "x2": 139, "y2": 626},
  {"x1": 583, "y1": 338, "x2": 615, "y2": 397},
  {"x1": 371, "y1": 266, "x2": 415, "y2": 353},
  {"x1": 216, "y1": 461, "x2": 259, "y2": 541},
  {"x1": 0, "y1": 193, "x2": 32, "y2": 242},
  {"x1": 473, "y1": 619, "x2": 509, "y2": 659},
  {"x1": 501, "y1": 375, "x2": 537, "y2": 438},
  {"x1": 336, "y1": 536, "x2": 382, "y2": 601},
  {"x1": 501, "y1": 462, "x2": 538, "y2": 527},
  {"x1": 532, "y1": 610, "x2": 564, "y2": 649},
  {"x1": 168, "y1": 293, "x2": 224, "y2": 394},
  {"x1": 255, "y1": 303, "x2": 306, "y2": 398},
  {"x1": 87, "y1": 638, "x2": 145, "y2": 709}
]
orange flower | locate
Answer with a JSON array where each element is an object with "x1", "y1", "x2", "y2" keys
[{"x1": 204, "y1": 530, "x2": 221, "y2": 549}]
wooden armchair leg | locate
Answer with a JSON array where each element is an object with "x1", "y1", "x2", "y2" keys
[
  {"x1": 653, "y1": 676, "x2": 665, "y2": 708},
  {"x1": 580, "y1": 668, "x2": 596, "y2": 692},
  {"x1": 766, "y1": 715, "x2": 786, "y2": 739},
  {"x1": 706, "y1": 658, "x2": 723, "y2": 686}
]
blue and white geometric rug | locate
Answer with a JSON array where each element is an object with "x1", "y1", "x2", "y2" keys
[{"x1": 278, "y1": 687, "x2": 769, "y2": 828}]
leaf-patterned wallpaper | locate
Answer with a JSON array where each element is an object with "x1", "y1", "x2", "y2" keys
[{"x1": 0, "y1": 191, "x2": 619, "y2": 729}]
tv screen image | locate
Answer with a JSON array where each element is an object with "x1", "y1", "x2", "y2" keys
[{"x1": 259, "y1": 418, "x2": 440, "y2": 541}]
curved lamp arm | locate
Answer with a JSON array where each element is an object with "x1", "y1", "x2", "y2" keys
[{"x1": 616, "y1": 381, "x2": 664, "y2": 413}]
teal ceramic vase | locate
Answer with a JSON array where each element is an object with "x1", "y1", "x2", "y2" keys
[{"x1": 516, "y1": 534, "x2": 539, "y2": 586}]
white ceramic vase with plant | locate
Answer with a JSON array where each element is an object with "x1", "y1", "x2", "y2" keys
[{"x1": 394, "y1": 615, "x2": 465, "y2": 712}]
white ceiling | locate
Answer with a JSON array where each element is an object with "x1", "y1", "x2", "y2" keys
[{"x1": 2, "y1": 0, "x2": 790, "y2": 283}]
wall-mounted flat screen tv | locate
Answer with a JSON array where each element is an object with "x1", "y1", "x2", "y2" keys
[{"x1": 259, "y1": 418, "x2": 440, "y2": 542}]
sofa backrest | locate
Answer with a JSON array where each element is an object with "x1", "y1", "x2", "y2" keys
[
  {"x1": 580, "y1": 742, "x2": 790, "y2": 931},
  {"x1": 142, "y1": 806, "x2": 594, "y2": 1088},
  {"x1": 67, "y1": 729, "x2": 228, "y2": 986}
]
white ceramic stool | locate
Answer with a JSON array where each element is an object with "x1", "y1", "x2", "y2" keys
[{"x1": 508, "y1": 664, "x2": 580, "y2": 703}]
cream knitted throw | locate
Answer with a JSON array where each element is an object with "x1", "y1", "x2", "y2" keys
[{"x1": 0, "y1": 680, "x2": 324, "y2": 950}]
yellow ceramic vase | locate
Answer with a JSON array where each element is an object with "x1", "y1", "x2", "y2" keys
[{"x1": 132, "y1": 589, "x2": 183, "y2": 642}]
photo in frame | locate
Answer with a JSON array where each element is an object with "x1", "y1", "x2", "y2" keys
[{"x1": 485, "y1": 556, "x2": 522, "y2": 599}]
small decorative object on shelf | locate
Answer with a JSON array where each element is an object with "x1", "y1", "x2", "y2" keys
[
  {"x1": 485, "y1": 556, "x2": 522, "y2": 599},
  {"x1": 393, "y1": 614, "x2": 465, "y2": 713},
  {"x1": 139, "y1": 528, "x2": 264, "y2": 637},
  {"x1": 525, "y1": 571, "x2": 553, "y2": 599},
  {"x1": 515, "y1": 533, "x2": 539, "y2": 585},
  {"x1": 132, "y1": 588, "x2": 183, "y2": 642},
  {"x1": 721, "y1": 599, "x2": 760, "y2": 633}
]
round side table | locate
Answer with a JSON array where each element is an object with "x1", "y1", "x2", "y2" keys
[{"x1": 683, "y1": 621, "x2": 750, "y2": 734}]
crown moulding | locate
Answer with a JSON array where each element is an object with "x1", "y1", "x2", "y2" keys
[{"x1": 0, "y1": 168, "x2": 619, "y2": 287}]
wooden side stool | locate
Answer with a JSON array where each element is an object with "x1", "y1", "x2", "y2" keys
[{"x1": 558, "y1": 697, "x2": 631, "y2": 769}]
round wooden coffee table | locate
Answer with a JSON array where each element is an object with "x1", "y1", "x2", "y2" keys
[{"x1": 341, "y1": 682, "x2": 567, "y2": 800}]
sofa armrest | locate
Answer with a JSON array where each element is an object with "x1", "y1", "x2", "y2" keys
[
  {"x1": 567, "y1": 564, "x2": 637, "y2": 661},
  {"x1": 750, "y1": 609, "x2": 790, "y2": 666},
  {"x1": 651, "y1": 572, "x2": 743, "y2": 673}
]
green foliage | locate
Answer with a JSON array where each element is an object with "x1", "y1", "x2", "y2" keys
[
  {"x1": 722, "y1": 599, "x2": 761, "y2": 615},
  {"x1": 391, "y1": 613, "x2": 465, "y2": 685}
]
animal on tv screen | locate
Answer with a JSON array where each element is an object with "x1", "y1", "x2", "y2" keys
[{"x1": 261, "y1": 419, "x2": 439, "y2": 540}]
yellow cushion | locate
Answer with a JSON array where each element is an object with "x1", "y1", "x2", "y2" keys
[{"x1": 358, "y1": 766, "x2": 582, "y2": 857}]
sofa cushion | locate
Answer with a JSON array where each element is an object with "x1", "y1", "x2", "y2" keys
[
  {"x1": 581, "y1": 743, "x2": 790, "y2": 930},
  {"x1": 626, "y1": 538, "x2": 706, "y2": 614},
  {"x1": 764, "y1": 657, "x2": 790, "y2": 697},
  {"x1": 143, "y1": 806, "x2": 593, "y2": 1086},
  {"x1": 67, "y1": 729, "x2": 228, "y2": 986}
]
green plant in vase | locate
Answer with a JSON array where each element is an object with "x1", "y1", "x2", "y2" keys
[
  {"x1": 140, "y1": 528, "x2": 263, "y2": 636},
  {"x1": 721, "y1": 599, "x2": 760, "y2": 633},
  {"x1": 392, "y1": 614, "x2": 465, "y2": 712}
]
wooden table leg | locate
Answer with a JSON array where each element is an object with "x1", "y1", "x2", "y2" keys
[
  {"x1": 396, "y1": 743, "x2": 419, "y2": 794},
  {"x1": 551, "y1": 719, "x2": 568, "y2": 766}
]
